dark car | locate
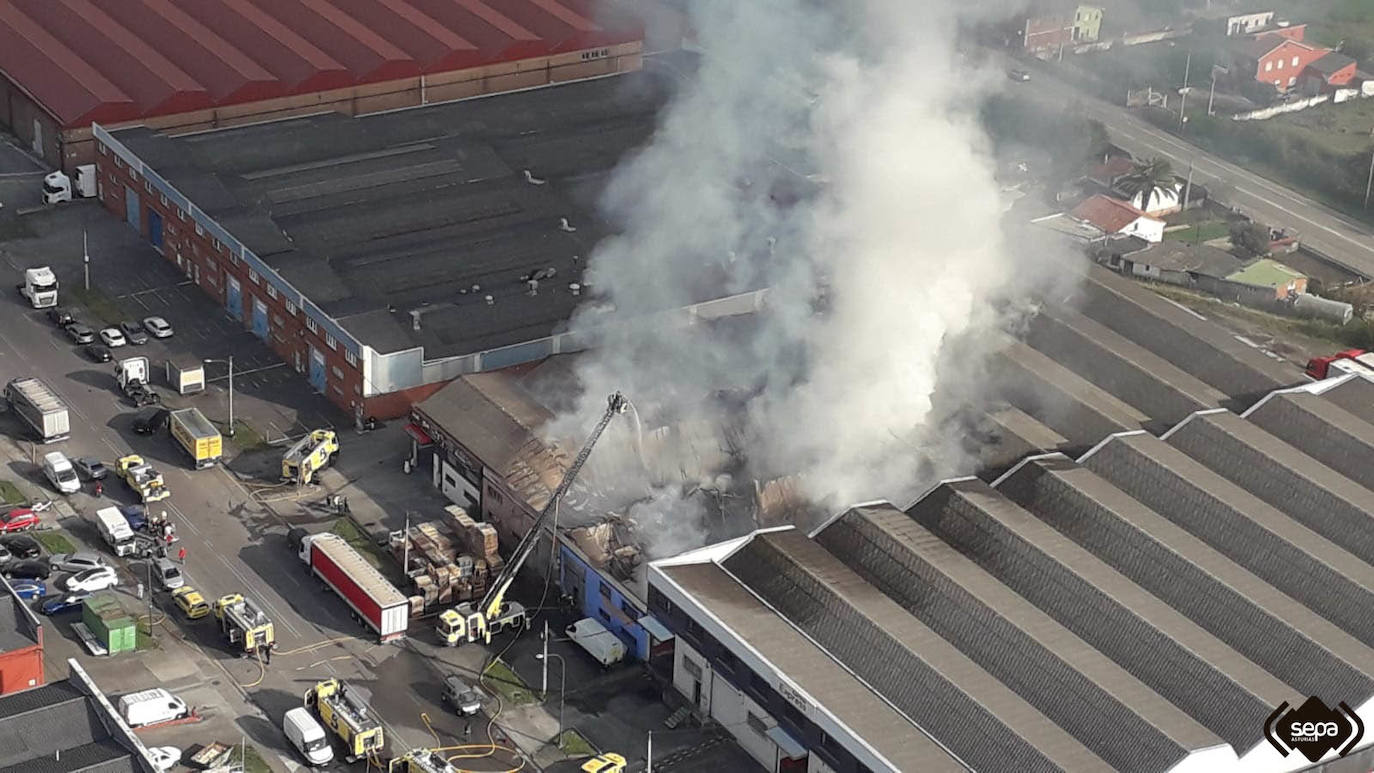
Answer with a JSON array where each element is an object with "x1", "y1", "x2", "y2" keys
[
  {"x1": 74, "y1": 457, "x2": 108, "y2": 481},
  {"x1": 121, "y1": 505, "x2": 147, "y2": 532},
  {"x1": 64, "y1": 322, "x2": 96, "y2": 344},
  {"x1": 133, "y1": 407, "x2": 170, "y2": 435},
  {"x1": 0, "y1": 533, "x2": 42, "y2": 559},
  {"x1": 3, "y1": 560, "x2": 51, "y2": 580},
  {"x1": 41, "y1": 593, "x2": 89, "y2": 616},
  {"x1": 46, "y1": 307, "x2": 74, "y2": 326},
  {"x1": 1007, "y1": 68, "x2": 1031, "y2": 82},
  {"x1": 441, "y1": 675, "x2": 483, "y2": 716},
  {"x1": 119, "y1": 320, "x2": 149, "y2": 345},
  {"x1": 85, "y1": 344, "x2": 112, "y2": 362}
]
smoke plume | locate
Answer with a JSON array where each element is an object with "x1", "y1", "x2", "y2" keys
[{"x1": 549, "y1": 0, "x2": 1065, "y2": 557}]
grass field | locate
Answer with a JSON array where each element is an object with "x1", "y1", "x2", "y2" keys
[
  {"x1": 482, "y1": 658, "x2": 534, "y2": 705},
  {"x1": 0, "y1": 479, "x2": 25, "y2": 505},
  {"x1": 69, "y1": 286, "x2": 127, "y2": 327},
  {"x1": 330, "y1": 518, "x2": 385, "y2": 569},
  {"x1": 34, "y1": 530, "x2": 76, "y2": 555},
  {"x1": 1165, "y1": 221, "x2": 1231, "y2": 244},
  {"x1": 1267, "y1": 99, "x2": 1374, "y2": 156},
  {"x1": 559, "y1": 729, "x2": 595, "y2": 756},
  {"x1": 215, "y1": 419, "x2": 266, "y2": 452}
]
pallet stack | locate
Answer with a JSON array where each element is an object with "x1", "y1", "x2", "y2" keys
[
  {"x1": 391, "y1": 514, "x2": 493, "y2": 612},
  {"x1": 447, "y1": 505, "x2": 504, "y2": 575}
]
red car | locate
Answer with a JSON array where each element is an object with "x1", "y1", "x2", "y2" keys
[{"x1": 0, "y1": 509, "x2": 38, "y2": 533}]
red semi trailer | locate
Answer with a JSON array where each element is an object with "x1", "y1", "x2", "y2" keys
[
  {"x1": 290, "y1": 529, "x2": 409, "y2": 642},
  {"x1": 1305, "y1": 348, "x2": 1374, "y2": 380}
]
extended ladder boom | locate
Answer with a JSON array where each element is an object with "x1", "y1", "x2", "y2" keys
[{"x1": 480, "y1": 392, "x2": 627, "y2": 620}]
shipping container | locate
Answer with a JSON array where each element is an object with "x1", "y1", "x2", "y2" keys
[
  {"x1": 82, "y1": 593, "x2": 136, "y2": 654},
  {"x1": 294, "y1": 531, "x2": 408, "y2": 642}
]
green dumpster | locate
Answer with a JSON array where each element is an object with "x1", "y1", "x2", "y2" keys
[{"x1": 82, "y1": 593, "x2": 137, "y2": 654}]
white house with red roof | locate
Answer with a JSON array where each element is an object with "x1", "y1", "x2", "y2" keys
[{"x1": 1069, "y1": 194, "x2": 1165, "y2": 243}]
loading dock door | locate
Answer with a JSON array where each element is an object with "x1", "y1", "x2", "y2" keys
[
  {"x1": 251, "y1": 296, "x2": 268, "y2": 340},
  {"x1": 309, "y1": 346, "x2": 327, "y2": 393},
  {"x1": 225, "y1": 276, "x2": 243, "y2": 321},
  {"x1": 147, "y1": 210, "x2": 162, "y2": 251},
  {"x1": 124, "y1": 187, "x2": 140, "y2": 230}
]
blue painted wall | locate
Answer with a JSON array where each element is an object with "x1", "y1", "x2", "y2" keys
[{"x1": 560, "y1": 544, "x2": 650, "y2": 660}]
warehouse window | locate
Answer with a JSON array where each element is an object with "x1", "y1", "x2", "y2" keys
[
  {"x1": 284, "y1": 298, "x2": 296, "y2": 315},
  {"x1": 325, "y1": 334, "x2": 336, "y2": 350},
  {"x1": 331, "y1": 366, "x2": 343, "y2": 380},
  {"x1": 1276, "y1": 58, "x2": 1284, "y2": 70},
  {"x1": 1292, "y1": 56, "x2": 1299, "y2": 67},
  {"x1": 271, "y1": 315, "x2": 283, "y2": 328},
  {"x1": 305, "y1": 316, "x2": 319, "y2": 334},
  {"x1": 113, "y1": 156, "x2": 123, "y2": 168},
  {"x1": 354, "y1": 384, "x2": 362, "y2": 395},
  {"x1": 98, "y1": 144, "x2": 107, "y2": 156},
  {"x1": 683, "y1": 658, "x2": 702, "y2": 679},
  {"x1": 1265, "y1": 61, "x2": 1272, "y2": 72},
  {"x1": 228, "y1": 252, "x2": 238, "y2": 266},
  {"x1": 266, "y1": 284, "x2": 277, "y2": 299},
  {"x1": 344, "y1": 350, "x2": 357, "y2": 367},
  {"x1": 195, "y1": 222, "x2": 203, "y2": 236},
  {"x1": 248, "y1": 268, "x2": 259, "y2": 284},
  {"x1": 178, "y1": 207, "x2": 187, "y2": 221},
  {"x1": 159, "y1": 193, "x2": 167, "y2": 206},
  {"x1": 333, "y1": 384, "x2": 343, "y2": 396}
]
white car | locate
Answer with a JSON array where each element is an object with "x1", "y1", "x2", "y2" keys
[
  {"x1": 41, "y1": 451, "x2": 80, "y2": 494},
  {"x1": 99, "y1": 327, "x2": 127, "y2": 347},
  {"x1": 49, "y1": 552, "x2": 108, "y2": 573},
  {"x1": 62, "y1": 565, "x2": 119, "y2": 593},
  {"x1": 142, "y1": 316, "x2": 173, "y2": 339},
  {"x1": 147, "y1": 746, "x2": 182, "y2": 771}
]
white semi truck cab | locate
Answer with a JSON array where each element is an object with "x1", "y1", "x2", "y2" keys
[
  {"x1": 18, "y1": 266, "x2": 58, "y2": 308},
  {"x1": 42, "y1": 164, "x2": 96, "y2": 204}
]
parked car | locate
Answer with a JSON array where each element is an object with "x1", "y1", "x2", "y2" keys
[
  {"x1": 119, "y1": 320, "x2": 149, "y2": 345},
  {"x1": 85, "y1": 344, "x2": 112, "y2": 362},
  {"x1": 1007, "y1": 68, "x2": 1031, "y2": 82},
  {"x1": 62, "y1": 566, "x2": 119, "y2": 593},
  {"x1": 143, "y1": 317, "x2": 173, "y2": 339},
  {"x1": 99, "y1": 327, "x2": 127, "y2": 347},
  {"x1": 41, "y1": 593, "x2": 90, "y2": 615},
  {"x1": 120, "y1": 505, "x2": 147, "y2": 532},
  {"x1": 171, "y1": 586, "x2": 210, "y2": 619},
  {"x1": 65, "y1": 322, "x2": 96, "y2": 344},
  {"x1": 8, "y1": 579, "x2": 45, "y2": 600},
  {"x1": 46, "y1": 307, "x2": 74, "y2": 326},
  {"x1": 49, "y1": 552, "x2": 108, "y2": 573},
  {"x1": 147, "y1": 747, "x2": 182, "y2": 772},
  {"x1": 441, "y1": 675, "x2": 483, "y2": 716},
  {"x1": 74, "y1": 457, "x2": 108, "y2": 480},
  {"x1": 0, "y1": 509, "x2": 38, "y2": 533},
  {"x1": 133, "y1": 407, "x2": 170, "y2": 435},
  {"x1": 42, "y1": 451, "x2": 80, "y2": 494},
  {"x1": 0, "y1": 534, "x2": 42, "y2": 559},
  {"x1": 0, "y1": 544, "x2": 9, "y2": 565},
  {"x1": 151, "y1": 557, "x2": 183, "y2": 590},
  {"x1": 4, "y1": 560, "x2": 51, "y2": 580}
]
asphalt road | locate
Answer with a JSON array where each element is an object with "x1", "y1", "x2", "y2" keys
[{"x1": 1019, "y1": 59, "x2": 1374, "y2": 280}]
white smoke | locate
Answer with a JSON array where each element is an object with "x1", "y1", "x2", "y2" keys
[{"x1": 550, "y1": 0, "x2": 1056, "y2": 556}]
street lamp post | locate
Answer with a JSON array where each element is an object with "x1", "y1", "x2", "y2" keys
[
  {"x1": 534, "y1": 652, "x2": 565, "y2": 744},
  {"x1": 203, "y1": 356, "x2": 235, "y2": 437}
]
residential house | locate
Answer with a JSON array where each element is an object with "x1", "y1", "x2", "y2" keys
[
  {"x1": 1023, "y1": 3, "x2": 1103, "y2": 52},
  {"x1": 1218, "y1": 11, "x2": 1275, "y2": 36},
  {"x1": 1084, "y1": 155, "x2": 1136, "y2": 188},
  {"x1": 1228, "y1": 33, "x2": 1329, "y2": 92},
  {"x1": 1226, "y1": 258, "x2": 1307, "y2": 298},
  {"x1": 1073, "y1": 5, "x2": 1103, "y2": 43},
  {"x1": 1109, "y1": 241, "x2": 1245, "y2": 286},
  {"x1": 1069, "y1": 194, "x2": 1165, "y2": 243},
  {"x1": 1300, "y1": 52, "x2": 1359, "y2": 94}
]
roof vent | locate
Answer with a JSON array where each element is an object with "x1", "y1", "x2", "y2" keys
[
  {"x1": 485, "y1": 294, "x2": 494, "y2": 306},
  {"x1": 569, "y1": 282, "x2": 581, "y2": 296},
  {"x1": 559, "y1": 218, "x2": 576, "y2": 233},
  {"x1": 527, "y1": 279, "x2": 539, "y2": 296},
  {"x1": 410, "y1": 310, "x2": 422, "y2": 331},
  {"x1": 524, "y1": 170, "x2": 547, "y2": 185}
]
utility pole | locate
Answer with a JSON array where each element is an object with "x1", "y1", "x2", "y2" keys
[
  {"x1": 647, "y1": 731, "x2": 653, "y2": 773},
  {"x1": 1183, "y1": 50, "x2": 1192, "y2": 90},
  {"x1": 146, "y1": 559, "x2": 155, "y2": 642},
  {"x1": 1208, "y1": 69, "x2": 1218, "y2": 116},
  {"x1": 1183, "y1": 161, "x2": 1195, "y2": 210},
  {"x1": 402, "y1": 511, "x2": 411, "y2": 574},
  {"x1": 541, "y1": 620, "x2": 549, "y2": 699},
  {"x1": 205, "y1": 357, "x2": 236, "y2": 436},
  {"x1": 82, "y1": 229, "x2": 90, "y2": 291},
  {"x1": 1179, "y1": 87, "x2": 1188, "y2": 127}
]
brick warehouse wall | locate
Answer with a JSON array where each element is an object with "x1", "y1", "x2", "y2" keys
[{"x1": 93, "y1": 146, "x2": 387, "y2": 419}]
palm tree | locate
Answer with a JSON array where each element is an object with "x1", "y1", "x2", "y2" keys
[{"x1": 1116, "y1": 157, "x2": 1176, "y2": 212}]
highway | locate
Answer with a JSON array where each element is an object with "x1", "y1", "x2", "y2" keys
[{"x1": 1022, "y1": 60, "x2": 1374, "y2": 279}]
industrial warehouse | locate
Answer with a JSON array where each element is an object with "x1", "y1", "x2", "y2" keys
[{"x1": 0, "y1": 0, "x2": 643, "y2": 169}]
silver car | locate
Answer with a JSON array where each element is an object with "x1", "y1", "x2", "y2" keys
[
  {"x1": 48, "y1": 552, "x2": 109, "y2": 573},
  {"x1": 152, "y1": 557, "x2": 184, "y2": 590}
]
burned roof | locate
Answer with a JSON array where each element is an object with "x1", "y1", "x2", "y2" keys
[{"x1": 1126, "y1": 241, "x2": 1245, "y2": 278}]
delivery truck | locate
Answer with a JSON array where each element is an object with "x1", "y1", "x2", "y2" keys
[
  {"x1": 169, "y1": 408, "x2": 222, "y2": 469},
  {"x1": 290, "y1": 529, "x2": 408, "y2": 642},
  {"x1": 94, "y1": 506, "x2": 137, "y2": 557},
  {"x1": 5, "y1": 377, "x2": 70, "y2": 442},
  {"x1": 566, "y1": 617, "x2": 626, "y2": 667}
]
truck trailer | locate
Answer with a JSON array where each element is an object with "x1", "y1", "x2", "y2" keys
[
  {"x1": 5, "y1": 377, "x2": 70, "y2": 442},
  {"x1": 169, "y1": 408, "x2": 222, "y2": 469},
  {"x1": 291, "y1": 529, "x2": 409, "y2": 642}
]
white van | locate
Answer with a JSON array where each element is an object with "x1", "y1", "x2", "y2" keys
[
  {"x1": 94, "y1": 506, "x2": 136, "y2": 557},
  {"x1": 42, "y1": 451, "x2": 80, "y2": 494},
  {"x1": 565, "y1": 617, "x2": 626, "y2": 667},
  {"x1": 283, "y1": 706, "x2": 334, "y2": 766},
  {"x1": 118, "y1": 688, "x2": 188, "y2": 728}
]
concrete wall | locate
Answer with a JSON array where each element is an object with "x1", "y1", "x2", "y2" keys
[{"x1": 48, "y1": 43, "x2": 642, "y2": 171}]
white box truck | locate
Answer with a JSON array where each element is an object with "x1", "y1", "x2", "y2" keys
[
  {"x1": 118, "y1": 688, "x2": 188, "y2": 727},
  {"x1": 17, "y1": 266, "x2": 58, "y2": 308},
  {"x1": 5, "y1": 377, "x2": 70, "y2": 442},
  {"x1": 565, "y1": 617, "x2": 625, "y2": 667},
  {"x1": 42, "y1": 165, "x2": 96, "y2": 204},
  {"x1": 95, "y1": 506, "x2": 137, "y2": 557},
  {"x1": 42, "y1": 451, "x2": 80, "y2": 494}
]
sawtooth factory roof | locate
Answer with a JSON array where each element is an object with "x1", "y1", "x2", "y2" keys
[
  {"x1": 0, "y1": 0, "x2": 641, "y2": 128},
  {"x1": 652, "y1": 372, "x2": 1374, "y2": 771},
  {"x1": 113, "y1": 69, "x2": 672, "y2": 359}
]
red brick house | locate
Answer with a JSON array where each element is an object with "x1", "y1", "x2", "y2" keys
[
  {"x1": 1300, "y1": 52, "x2": 1359, "y2": 94},
  {"x1": 1229, "y1": 34, "x2": 1331, "y2": 92}
]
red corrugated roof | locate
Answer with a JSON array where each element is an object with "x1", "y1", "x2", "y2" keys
[
  {"x1": 0, "y1": 0, "x2": 642, "y2": 128},
  {"x1": 1070, "y1": 194, "x2": 1158, "y2": 234}
]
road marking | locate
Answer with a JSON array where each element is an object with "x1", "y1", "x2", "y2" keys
[{"x1": 1160, "y1": 297, "x2": 1207, "y2": 321}]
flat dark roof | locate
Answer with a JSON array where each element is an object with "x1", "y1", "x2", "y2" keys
[
  {"x1": 0, "y1": 593, "x2": 38, "y2": 653},
  {"x1": 112, "y1": 71, "x2": 675, "y2": 358}
]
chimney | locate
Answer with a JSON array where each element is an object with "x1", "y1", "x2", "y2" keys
[
  {"x1": 410, "y1": 310, "x2": 421, "y2": 331},
  {"x1": 527, "y1": 279, "x2": 539, "y2": 296},
  {"x1": 485, "y1": 294, "x2": 494, "y2": 306},
  {"x1": 569, "y1": 282, "x2": 581, "y2": 296}
]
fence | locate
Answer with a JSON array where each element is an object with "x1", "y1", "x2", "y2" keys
[{"x1": 1232, "y1": 94, "x2": 1330, "y2": 121}]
